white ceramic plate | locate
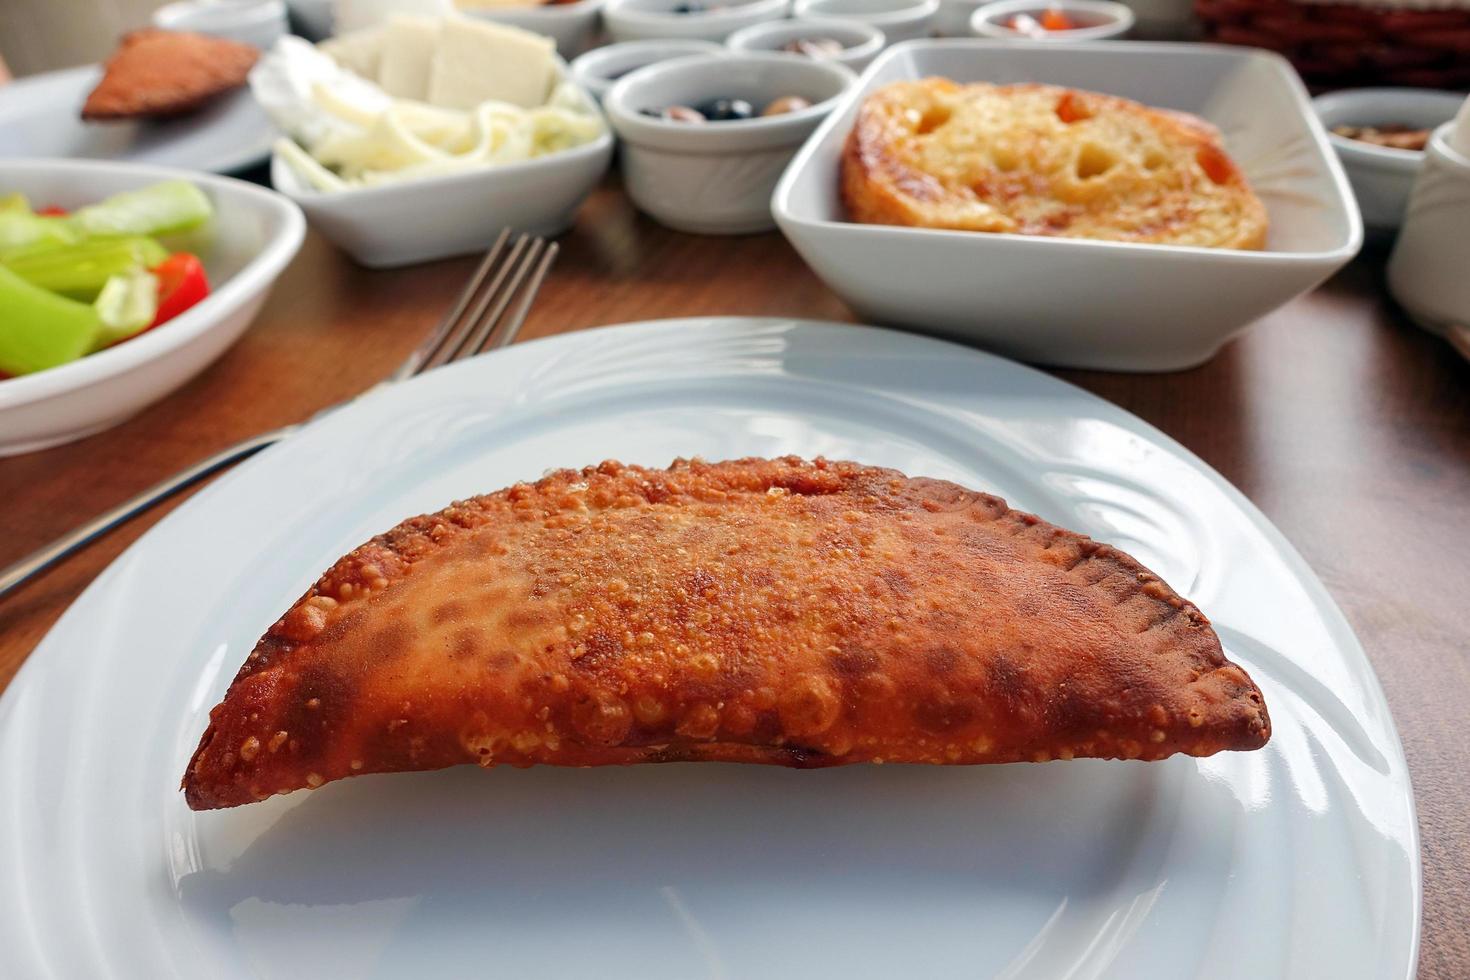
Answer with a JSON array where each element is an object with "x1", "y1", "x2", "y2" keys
[
  {"x1": 0, "y1": 66, "x2": 275, "y2": 175},
  {"x1": 0, "y1": 159, "x2": 305, "y2": 455},
  {"x1": 0, "y1": 319, "x2": 1417, "y2": 978},
  {"x1": 773, "y1": 41, "x2": 1362, "y2": 372}
]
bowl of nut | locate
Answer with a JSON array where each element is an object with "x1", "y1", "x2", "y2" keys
[
  {"x1": 726, "y1": 17, "x2": 886, "y2": 73},
  {"x1": 604, "y1": 52, "x2": 857, "y2": 234},
  {"x1": 1312, "y1": 87, "x2": 1466, "y2": 237}
]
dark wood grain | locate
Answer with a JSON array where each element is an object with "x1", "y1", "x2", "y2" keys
[{"x1": 1, "y1": 184, "x2": 1467, "y2": 975}]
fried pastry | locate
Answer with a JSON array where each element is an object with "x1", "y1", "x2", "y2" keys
[
  {"x1": 82, "y1": 29, "x2": 260, "y2": 122},
  {"x1": 842, "y1": 79, "x2": 1268, "y2": 249},
  {"x1": 183, "y1": 457, "x2": 1270, "y2": 810}
]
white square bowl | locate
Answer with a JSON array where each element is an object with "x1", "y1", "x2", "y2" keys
[
  {"x1": 0, "y1": 159, "x2": 305, "y2": 456},
  {"x1": 270, "y1": 73, "x2": 613, "y2": 269},
  {"x1": 772, "y1": 40, "x2": 1363, "y2": 371}
]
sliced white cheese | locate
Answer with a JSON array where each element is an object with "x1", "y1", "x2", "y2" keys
[
  {"x1": 377, "y1": 15, "x2": 440, "y2": 101},
  {"x1": 318, "y1": 25, "x2": 387, "y2": 82},
  {"x1": 427, "y1": 17, "x2": 555, "y2": 111}
]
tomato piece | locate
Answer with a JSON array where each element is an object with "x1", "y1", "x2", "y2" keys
[
  {"x1": 35, "y1": 205, "x2": 68, "y2": 217},
  {"x1": 149, "y1": 253, "x2": 210, "y2": 328},
  {"x1": 1056, "y1": 91, "x2": 1092, "y2": 124},
  {"x1": 1041, "y1": 7, "x2": 1076, "y2": 29},
  {"x1": 1196, "y1": 144, "x2": 1237, "y2": 185}
]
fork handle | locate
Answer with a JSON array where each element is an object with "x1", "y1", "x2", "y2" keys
[{"x1": 0, "y1": 425, "x2": 298, "y2": 601}]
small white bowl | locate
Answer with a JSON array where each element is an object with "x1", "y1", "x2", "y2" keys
[
  {"x1": 605, "y1": 52, "x2": 856, "y2": 234},
  {"x1": 571, "y1": 39, "x2": 726, "y2": 102},
  {"x1": 603, "y1": 0, "x2": 790, "y2": 43},
  {"x1": 0, "y1": 158, "x2": 305, "y2": 456},
  {"x1": 792, "y1": 0, "x2": 939, "y2": 44},
  {"x1": 1312, "y1": 88, "x2": 1464, "y2": 236},
  {"x1": 934, "y1": 0, "x2": 989, "y2": 37},
  {"x1": 970, "y1": 0, "x2": 1133, "y2": 39},
  {"x1": 726, "y1": 18, "x2": 886, "y2": 73},
  {"x1": 152, "y1": 0, "x2": 289, "y2": 49},
  {"x1": 458, "y1": 0, "x2": 608, "y2": 58},
  {"x1": 772, "y1": 40, "x2": 1361, "y2": 371}
]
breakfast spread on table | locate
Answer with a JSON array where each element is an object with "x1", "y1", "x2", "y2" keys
[
  {"x1": 1005, "y1": 7, "x2": 1082, "y2": 34},
  {"x1": 1, "y1": 7, "x2": 1463, "y2": 971},
  {"x1": 842, "y1": 79, "x2": 1268, "y2": 248},
  {"x1": 251, "y1": 16, "x2": 604, "y2": 190},
  {"x1": 81, "y1": 28, "x2": 260, "y2": 121},
  {"x1": 181, "y1": 456, "x2": 1269, "y2": 809},
  {"x1": 0, "y1": 181, "x2": 213, "y2": 378}
]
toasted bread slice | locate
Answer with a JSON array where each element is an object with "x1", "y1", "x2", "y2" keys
[
  {"x1": 82, "y1": 29, "x2": 259, "y2": 122},
  {"x1": 842, "y1": 80, "x2": 1268, "y2": 250}
]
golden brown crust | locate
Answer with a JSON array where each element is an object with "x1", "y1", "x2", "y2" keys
[
  {"x1": 81, "y1": 29, "x2": 259, "y2": 122},
  {"x1": 841, "y1": 80, "x2": 1268, "y2": 250},
  {"x1": 183, "y1": 457, "x2": 1270, "y2": 810}
]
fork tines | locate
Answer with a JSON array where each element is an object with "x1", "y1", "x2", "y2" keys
[{"x1": 396, "y1": 230, "x2": 559, "y2": 380}]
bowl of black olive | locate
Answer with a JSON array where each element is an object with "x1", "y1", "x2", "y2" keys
[
  {"x1": 726, "y1": 17, "x2": 885, "y2": 72},
  {"x1": 604, "y1": 0, "x2": 791, "y2": 42},
  {"x1": 605, "y1": 52, "x2": 858, "y2": 234}
]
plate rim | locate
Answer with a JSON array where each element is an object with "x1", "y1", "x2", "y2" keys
[{"x1": 0, "y1": 316, "x2": 1422, "y2": 977}]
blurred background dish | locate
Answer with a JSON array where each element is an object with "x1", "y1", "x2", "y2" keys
[
  {"x1": 1388, "y1": 120, "x2": 1470, "y2": 344},
  {"x1": 726, "y1": 17, "x2": 886, "y2": 72},
  {"x1": 285, "y1": 0, "x2": 336, "y2": 39},
  {"x1": 1196, "y1": 0, "x2": 1470, "y2": 91},
  {"x1": 773, "y1": 40, "x2": 1361, "y2": 371},
  {"x1": 603, "y1": 0, "x2": 791, "y2": 43},
  {"x1": 0, "y1": 66, "x2": 274, "y2": 174},
  {"x1": 605, "y1": 52, "x2": 855, "y2": 234},
  {"x1": 792, "y1": 0, "x2": 940, "y2": 44},
  {"x1": 1312, "y1": 87, "x2": 1465, "y2": 237},
  {"x1": 456, "y1": 0, "x2": 609, "y2": 57},
  {"x1": 570, "y1": 38, "x2": 725, "y2": 102},
  {"x1": 970, "y1": 0, "x2": 1133, "y2": 39},
  {"x1": 933, "y1": 0, "x2": 991, "y2": 36},
  {"x1": 0, "y1": 158, "x2": 304, "y2": 455},
  {"x1": 151, "y1": 0, "x2": 290, "y2": 49}
]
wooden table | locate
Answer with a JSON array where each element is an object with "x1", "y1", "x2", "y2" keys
[{"x1": 2, "y1": 183, "x2": 1467, "y2": 975}]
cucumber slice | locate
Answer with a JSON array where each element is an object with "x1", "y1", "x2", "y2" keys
[
  {"x1": 0, "y1": 265, "x2": 102, "y2": 375},
  {"x1": 70, "y1": 181, "x2": 212, "y2": 238},
  {"x1": 92, "y1": 270, "x2": 160, "y2": 349},
  {"x1": 0, "y1": 211, "x2": 79, "y2": 251},
  {"x1": 2, "y1": 237, "x2": 168, "y2": 300}
]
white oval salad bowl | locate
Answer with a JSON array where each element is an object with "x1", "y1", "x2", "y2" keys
[{"x1": 0, "y1": 159, "x2": 305, "y2": 456}]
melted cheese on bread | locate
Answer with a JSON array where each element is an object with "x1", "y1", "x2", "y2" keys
[{"x1": 842, "y1": 80, "x2": 1268, "y2": 250}]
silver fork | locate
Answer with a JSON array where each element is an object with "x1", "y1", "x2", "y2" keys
[{"x1": 0, "y1": 230, "x2": 559, "y2": 600}]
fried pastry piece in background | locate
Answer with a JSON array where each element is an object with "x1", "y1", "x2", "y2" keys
[
  {"x1": 843, "y1": 79, "x2": 1269, "y2": 250},
  {"x1": 82, "y1": 29, "x2": 260, "y2": 122},
  {"x1": 183, "y1": 457, "x2": 1270, "y2": 810}
]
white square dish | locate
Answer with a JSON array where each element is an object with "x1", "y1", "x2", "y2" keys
[
  {"x1": 270, "y1": 72, "x2": 613, "y2": 269},
  {"x1": 772, "y1": 40, "x2": 1363, "y2": 371}
]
